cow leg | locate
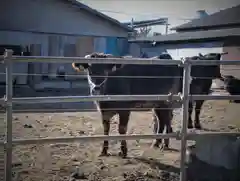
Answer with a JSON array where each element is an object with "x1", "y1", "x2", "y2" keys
[
  {"x1": 152, "y1": 109, "x2": 165, "y2": 148},
  {"x1": 99, "y1": 111, "x2": 114, "y2": 157},
  {"x1": 188, "y1": 101, "x2": 194, "y2": 129},
  {"x1": 118, "y1": 111, "x2": 130, "y2": 158},
  {"x1": 153, "y1": 108, "x2": 173, "y2": 150},
  {"x1": 194, "y1": 100, "x2": 204, "y2": 129},
  {"x1": 164, "y1": 110, "x2": 173, "y2": 149}
]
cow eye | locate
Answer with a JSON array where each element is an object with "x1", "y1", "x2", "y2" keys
[
  {"x1": 104, "y1": 70, "x2": 109, "y2": 75},
  {"x1": 111, "y1": 66, "x2": 117, "y2": 72}
]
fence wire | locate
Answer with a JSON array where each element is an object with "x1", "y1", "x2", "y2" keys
[{"x1": 0, "y1": 71, "x2": 239, "y2": 80}]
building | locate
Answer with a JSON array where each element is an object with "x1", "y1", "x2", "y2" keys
[
  {"x1": 0, "y1": 0, "x2": 131, "y2": 89},
  {"x1": 129, "y1": 4, "x2": 240, "y2": 78}
]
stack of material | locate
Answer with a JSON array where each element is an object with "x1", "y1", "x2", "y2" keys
[
  {"x1": 186, "y1": 135, "x2": 240, "y2": 181},
  {"x1": 0, "y1": 147, "x2": 4, "y2": 181},
  {"x1": 0, "y1": 114, "x2": 5, "y2": 180}
]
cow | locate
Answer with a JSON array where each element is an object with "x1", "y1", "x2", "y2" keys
[
  {"x1": 185, "y1": 53, "x2": 226, "y2": 129},
  {"x1": 72, "y1": 52, "x2": 225, "y2": 158},
  {"x1": 222, "y1": 75, "x2": 240, "y2": 103},
  {"x1": 72, "y1": 52, "x2": 180, "y2": 157}
]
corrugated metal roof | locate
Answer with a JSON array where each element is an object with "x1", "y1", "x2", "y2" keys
[
  {"x1": 61, "y1": 0, "x2": 132, "y2": 32},
  {"x1": 129, "y1": 28, "x2": 240, "y2": 43},
  {"x1": 171, "y1": 4, "x2": 240, "y2": 31}
]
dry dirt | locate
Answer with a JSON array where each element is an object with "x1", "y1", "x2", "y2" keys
[{"x1": 1, "y1": 90, "x2": 240, "y2": 181}]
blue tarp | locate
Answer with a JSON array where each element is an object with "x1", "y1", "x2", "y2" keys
[{"x1": 105, "y1": 37, "x2": 119, "y2": 56}]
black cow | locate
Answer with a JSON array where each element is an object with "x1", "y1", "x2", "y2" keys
[
  {"x1": 185, "y1": 53, "x2": 225, "y2": 129},
  {"x1": 72, "y1": 52, "x2": 180, "y2": 157},
  {"x1": 223, "y1": 75, "x2": 240, "y2": 103},
  {"x1": 72, "y1": 52, "x2": 225, "y2": 158}
]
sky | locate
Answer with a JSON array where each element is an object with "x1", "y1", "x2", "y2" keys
[{"x1": 79, "y1": 0, "x2": 240, "y2": 34}]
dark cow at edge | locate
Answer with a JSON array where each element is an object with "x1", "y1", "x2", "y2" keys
[
  {"x1": 186, "y1": 53, "x2": 225, "y2": 129},
  {"x1": 72, "y1": 52, "x2": 225, "y2": 158},
  {"x1": 223, "y1": 75, "x2": 240, "y2": 103}
]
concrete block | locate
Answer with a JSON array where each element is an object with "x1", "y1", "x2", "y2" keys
[{"x1": 192, "y1": 135, "x2": 240, "y2": 170}]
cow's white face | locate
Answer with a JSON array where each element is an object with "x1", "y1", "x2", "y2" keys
[
  {"x1": 83, "y1": 54, "x2": 110, "y2": 95},
  {"x1": 73, "y1": 53, "x2": 121, "y2": 95}
]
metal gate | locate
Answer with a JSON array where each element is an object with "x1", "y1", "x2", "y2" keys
[{"x1": 1, "y1": 49, "x2": 240, "y2": 181}]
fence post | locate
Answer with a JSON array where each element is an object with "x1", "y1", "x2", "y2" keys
[
  {"x1": 180, "y1": 59, "x2": 191, "y2": 181},
  {"x1": 4, "y1": 49, "x2": 13, "y2": 181}
]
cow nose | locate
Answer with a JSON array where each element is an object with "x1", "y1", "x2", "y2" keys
[{"x1": 92, "y1": 86, "x2": 100, "y2": 95}]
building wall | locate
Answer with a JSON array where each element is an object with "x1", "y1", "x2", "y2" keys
[
  {"x1": 221, "y1": 38, "x2": 240, "y2": 79},
  {"x1": 129, "y1": 43, "x2": 141, "y2": 57},
  {"x1": 0, "y1": 0, "x2": 128, "y2": 38},
  {"x1": 128, "y1": 42, "x2": 167, "y2": 57},
  {"x1": 0, "y1": 31, "x2": 70, "y2": 84},
  {"x1": 0, "y1": 30, "x2": 128, "y2": 86},
  {"x1": 0, "y1": 0, "x2": 130, "y2": 91},
  {"x1": 0, "y1": 31, "x2": 47, "y2": 84},
  {"x1": 0, "y1": 0, "x2": 130, "y2": 86},
  {"x1": 117, "y1": 38, "x2": 129, "y2": 56},
  {"x1": 129, "y1": 41, "x2": 223, "y2": 59}
]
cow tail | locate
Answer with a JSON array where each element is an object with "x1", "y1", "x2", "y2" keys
[
  {"x1": 139, "y1": 111, "x2": 160, "y2": 156},
  {"x1": 150, "y1": 111, "x2": 159, "y2": 148}
]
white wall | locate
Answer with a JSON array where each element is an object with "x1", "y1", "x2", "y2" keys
[
  {"x1": 165, "y1": 42, "x2": 223, "y2": 60},
  {"x1": 129, "y1": 41, "x2": 224, "y2": 59},
  {"x1": 167, "y1": 47, "x2": 223, "y2": 60}
]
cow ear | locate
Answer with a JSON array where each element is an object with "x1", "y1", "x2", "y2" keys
[
  {"x1": 111, "y1": 64, "x2": 122, "y2": 72},
  {"x1": 72, "y1": 63, "x2": 89, "y2": 72},
  {"x1": 72, "y1": 63, "x2": 81, "y2": 72},
  {"x1": 115, "y1": 64, "x2": 122, "y2": 69},
  {"x1": 81, "y1": 63, "x2": 90, "y2": 69},
  {"x1": 111, "y1": 66, "x2": 117, "y2": 72}
]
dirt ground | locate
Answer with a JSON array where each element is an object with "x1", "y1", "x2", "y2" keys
[{"x1": 1, "y1": 90, "x2": 240, "y2": 181}]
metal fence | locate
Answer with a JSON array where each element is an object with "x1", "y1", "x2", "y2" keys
[{"x1": 1, "y1": 49, "x2": 240, "y2": 181}]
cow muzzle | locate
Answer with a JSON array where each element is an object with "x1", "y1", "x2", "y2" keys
[{"x1": 92, "y1": 86, "x2": 101, "y2": 95}]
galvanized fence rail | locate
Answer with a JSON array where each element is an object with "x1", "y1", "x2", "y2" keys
[{"x1": 1, "y1": 49, "x2": 240, "y2": 181}]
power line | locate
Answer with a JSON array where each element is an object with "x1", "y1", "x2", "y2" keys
[{"x1": 98, "y1": 9, "x2": 194, "y2": 21}]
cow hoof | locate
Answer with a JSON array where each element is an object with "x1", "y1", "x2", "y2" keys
[
  {"x1": 118, "y1": 151, "x2": 127, "y2": 158},
  {"x1": 188, "y1": 124, "x2": 194, "y2": 129},
  {"x1": 194, "y1": 124, "x2": 202, "y2": 130},
  {"x1": 153, "y1": 142, "x2": 160, "y2": 148},
  {"x1": 99, "y1": 151, "x2": 111, "y2": 157},
  {"x1": 159, "y1": 144, "x2": 169, "y2": 152}
]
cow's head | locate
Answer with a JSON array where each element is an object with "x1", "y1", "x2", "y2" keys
[
  {"x1": 72, "y1": 52, "x2": 123, "y2": 94},
  {"x1": 205, "y1": 52, "x2": 228, "y2": 80},
  {"x1": 192, "y1": 52, "x2": 228, "y2": 80},
  {"x1": 221, "y1": 75, "x2": 235, "y2": 90}
]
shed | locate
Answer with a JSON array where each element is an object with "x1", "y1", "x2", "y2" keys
[
  {"x1": 0, "y1": 0, "x2": 132, "y2": 89},
  {"x1": 129, "y1": 4, "x2": 240, "y2": 79},
  {"x1": 171, "y1": 4, "x2": 240, "y2": 32}
]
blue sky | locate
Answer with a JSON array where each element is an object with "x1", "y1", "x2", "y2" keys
[{"x1": 79, "y1": 0, "x2": 240, "y2": 34}]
